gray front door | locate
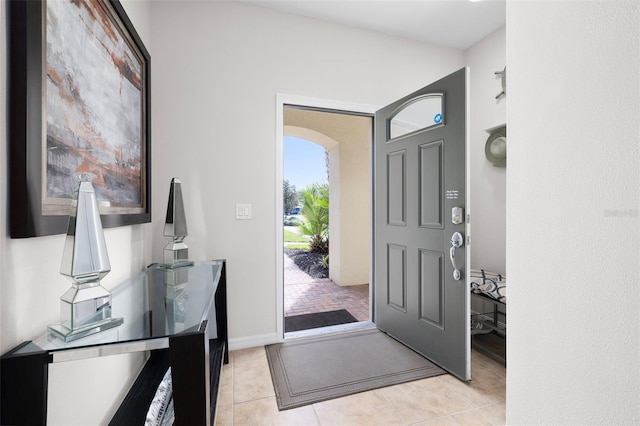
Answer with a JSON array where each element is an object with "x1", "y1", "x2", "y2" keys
[{"x1": 374, "y1": 68, "x2": 469, "y2": 380}]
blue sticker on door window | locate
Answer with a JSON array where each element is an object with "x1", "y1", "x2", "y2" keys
[{"x1": 434, "y1": 113, "x2": 443, "y2": 124}]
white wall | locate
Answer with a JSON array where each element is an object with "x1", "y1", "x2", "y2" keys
[
  {"x1": 0, "y1": 1, "x2": 154, "y2": 424},
  {"x1": 465, "y1": 26, "x2": 506, "y2": 275},
  {"x1": 150, "y1": 0, "x2": 465, "y2": 345},
  {"x1": 507, "y1": 1, "x2": 640, "y2": 424}
]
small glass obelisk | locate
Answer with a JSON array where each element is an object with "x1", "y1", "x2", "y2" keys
[
  {"x1": 161, "y1": 178, "x2": 192, "y2": 334},
  {"x1": 48, "y1": 182, "x2": 123, "y2": 342},
  {"x1": 162, "y1": 177, "x2": 193, "y2": 270}
]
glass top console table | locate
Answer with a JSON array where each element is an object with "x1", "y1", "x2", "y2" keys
[{"x1": 1, "y1": 260, "x2": 228, "y2": 426}]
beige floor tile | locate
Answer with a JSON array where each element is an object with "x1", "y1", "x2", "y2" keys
[
  {"x1": 415, "y1": 409, "x2": 493, "y2": 426},
  {"x1": 214, "y1": 403, "x2": 233, "y2": 426},
  {"x1": 470, "y1": 364, "x2": 506, "y2": 383},
  {"x1": 471, "y1": 351, "x2": 506, "y2": 380},
  {"x1": 217, "y1": 380, "x2": 234, "y2": 407},
  {"x1": 377, "y1": 377, "x2": 473, "y2": 424},
  {"x1": 233, "y1": 350, "x2": 270, "y2": 379},
  {"x1": 233, "y1": 347, "x2": 276, "y2": 403},
  {"x1": 234, "y1": 346, "x2": 268, "y2": 367},
  {"x1": 234, "y1": 364, "x2": 276, "y2": 403},
  {"x1": 313, "y1": 391, "x2": 405, "y2": 425},
  {"x1": 437, "y1": 374, "x2": 505, "y2": 408},
  {"x1": 234, "y1": 396, "x2": 319, "y2": 426},
  {"x1": 220, "y1": 362, "x2": 234, "y2": 389},
  {"x1": 476, "y1": 402, "x2": 506, "y2": 425}
]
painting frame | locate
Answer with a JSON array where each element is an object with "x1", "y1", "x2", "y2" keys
[{"x1": 8, "y1": 0, "x2": 151, "y2": 238}]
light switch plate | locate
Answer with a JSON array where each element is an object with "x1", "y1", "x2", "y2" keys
[{"x1": 236, "y1": 204, "x2": 252, "y2": 220}]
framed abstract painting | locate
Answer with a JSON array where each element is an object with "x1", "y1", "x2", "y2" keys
[{"x1": 8, "y1": 0, "x2": 151, "y2": 238}]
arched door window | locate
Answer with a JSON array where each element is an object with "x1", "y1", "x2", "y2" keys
[{"x1": 388, "y1": 94, "x2": 444, "y2": 141}]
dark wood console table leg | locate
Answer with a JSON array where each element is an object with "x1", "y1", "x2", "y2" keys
[
  {"x1": 169, "y1": 320, "x2": 211, "y2": 426},
  {"x1": 215, "y1": 261, "x2": 229, "y2": 364},
  {"x1": 0, "y1": 342, "x2": 50, "y2": 425}
]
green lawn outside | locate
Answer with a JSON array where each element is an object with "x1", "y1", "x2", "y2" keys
[
  {"x1": 284, "y1": 229, "x2": 310, "y2": 250},
  {"x1": 285, "y1": 243, "x2": 310, "y2": 250},
  {"x1": 284, "y1": 229, "x2": 308, "y2": 242}
]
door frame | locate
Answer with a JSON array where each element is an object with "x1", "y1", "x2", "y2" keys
[{"x1": 275, "y1": 94, "x2": 379, "y2": 341}]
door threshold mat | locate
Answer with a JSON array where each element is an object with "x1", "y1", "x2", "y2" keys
[
  {"x1": 284, "y1": 309, "x2": 358, "y2": 332},
  {"x1": 266, "y1": 329, "x2": 446, "y2": 410}
]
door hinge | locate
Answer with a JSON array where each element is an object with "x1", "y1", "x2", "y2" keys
[
  {"x1": 466, "y1": 213, "x2": 471, "y2": 223},
  {"x1": 466, "y1": 235, "x2": 471, "y2": 245}
]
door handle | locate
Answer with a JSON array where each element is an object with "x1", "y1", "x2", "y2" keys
[{"x1": 450, "y1": 232, "x2": 463, "y2": 281}]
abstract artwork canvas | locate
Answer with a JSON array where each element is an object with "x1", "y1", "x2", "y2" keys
[
  {"x1": 8, "y1": 0, "x2": 151, "y2": 237},
  {"x1": 45, "y1": 0, "x2": 144, "y2": 212}
]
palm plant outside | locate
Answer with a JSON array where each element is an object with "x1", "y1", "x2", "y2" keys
[{"x1": 298, "y1": 183, "x2": 329, "y2": 254}]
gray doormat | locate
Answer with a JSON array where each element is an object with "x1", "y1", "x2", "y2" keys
[
  {"x1": 265, "y1": 329, "x2": 446, "y2": 410},
  {"x1": 284, "y1": 309, "x2": 358, "y2": 332}
]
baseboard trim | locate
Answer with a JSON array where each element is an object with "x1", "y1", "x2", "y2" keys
[{"x1": 228, "y1": 333, "x2": 279, "y2": 351}]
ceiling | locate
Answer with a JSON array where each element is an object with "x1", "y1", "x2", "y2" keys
[{"x1": 240, "y1": 0, "x2": 506, "y2": 50}]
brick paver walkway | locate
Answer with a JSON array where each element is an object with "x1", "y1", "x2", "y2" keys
[{"x1": 284, "y1": 253, "x2": 369, "y2": 322}]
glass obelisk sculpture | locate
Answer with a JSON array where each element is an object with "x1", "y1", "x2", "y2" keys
[
  {"x1": 48, "y1": 182, "x2": 123, "y2": 342},
  {"x1": 162, "y1": 178, "x2": 193, "y2": 269}
]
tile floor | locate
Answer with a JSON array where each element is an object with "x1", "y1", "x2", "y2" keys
[
  {"x1": 284, "y1": 252, "x2": 370, "y2": 322},
  {"x1": 273, "y1": 250, "x2": 505, "y2": 425},
  {"x1": 214, "y1": 344, "x2": 506, "y2": 425}
]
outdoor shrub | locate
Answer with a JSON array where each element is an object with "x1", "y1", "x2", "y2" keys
[{"x1": 298, "y1": 183, "x2": 329, "y2": 254}]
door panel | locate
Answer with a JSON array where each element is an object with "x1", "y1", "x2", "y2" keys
[
  {"x1": 386, "y1": 243, "x2": 407, "y2": 312},
  {"x1": 374, "y1": 68, "x2": 469, "y2": 380},
  {"x1": 386, "y1": 150, "x2": 406, "y2": 226},
  {"x1": 419, "y1": 249, "x2": 444, "y2": 328},
  {"x1": 419, "y1": 141, "x2": 444, "y2": 229}
]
